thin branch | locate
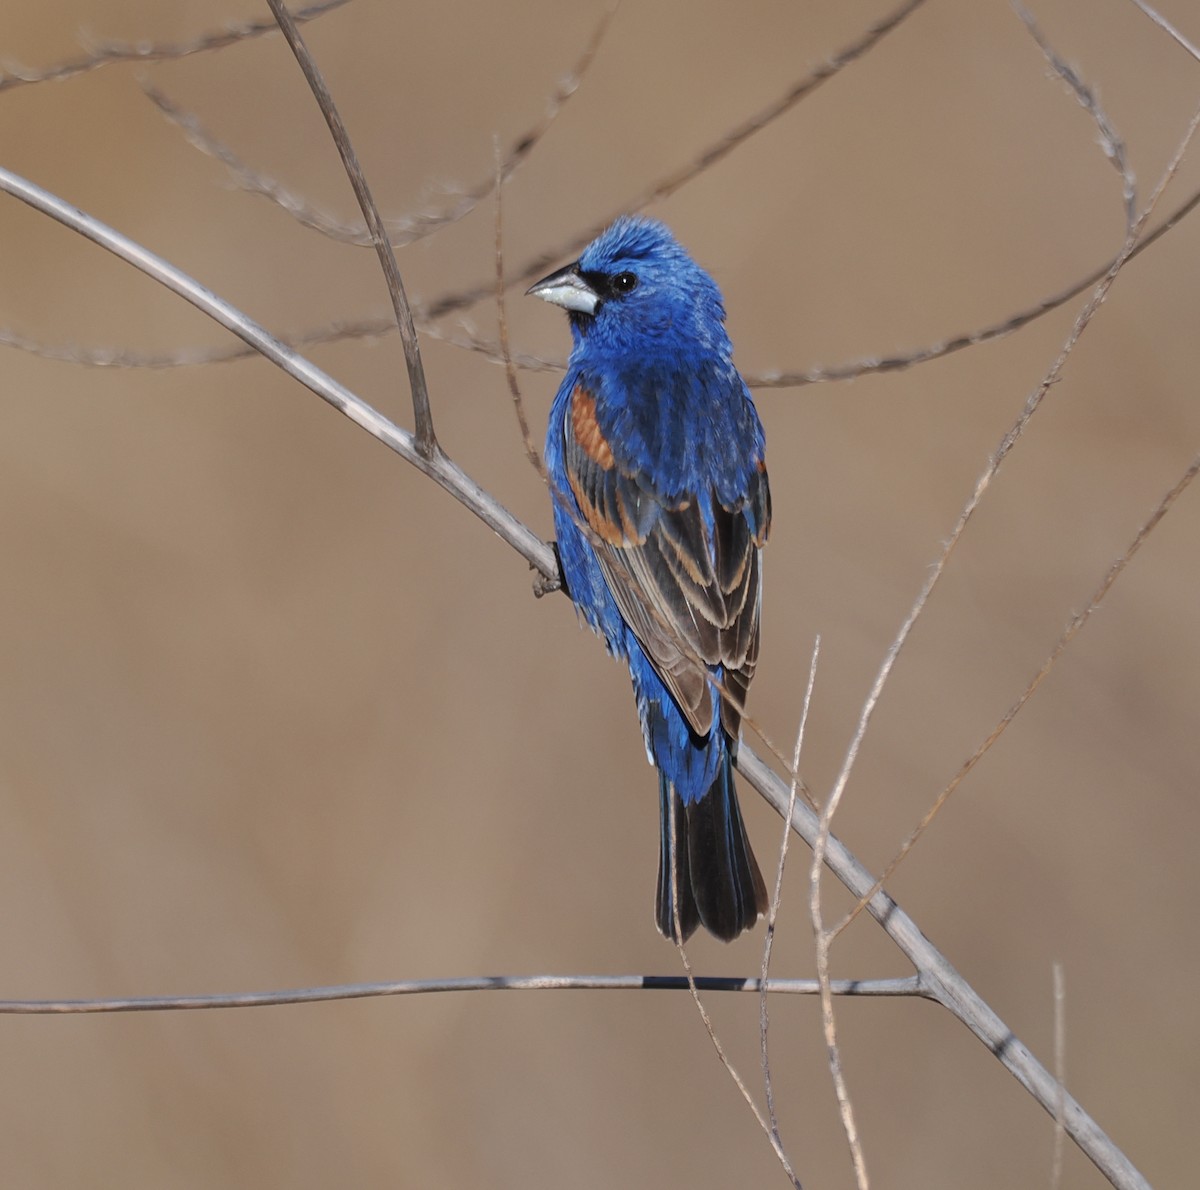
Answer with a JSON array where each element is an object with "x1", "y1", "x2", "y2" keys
[
  {"x1": 142, "y1": 81, "x2": 375, "y2": 246},
  {"x1": 832, "y1": 92, "x2": 1200, "y2": 934},
  {"x1": 1015, "y1": 2, "x2": 1136, "y2": 232},
  {"x1": 0, "y1": 973, "x2": 924, "y2": 1015},
  {"x1": 493, "y1": 139, "x2": 544, "y2": 477},
  {"x1": 668, "y1": 788, "x2": 804, "y2": 1189},
  {"x1": 0, "y1": 165, "x2": 554, "y2": 582},
  {"x1": 140, "y1": 6, "x2": 614, "y2": 249},
  {"x1": 835, "y1": 447, "x2": 1200, "y2": 936},
  {"x1": 760, "y1": 639, "x2": 821, "y2": 1159},
  {"x1": 426, "y1": 321, "x2": 563, "y2": 373},
  {"x1": 811, "y1": 926, "x2": 869, "y2": 1188},
  {"x1": 820, "y1": 11, "x2": 1186, "y2": 941},
  {"x1": 266, "y1": 0, "x2": 437, "y2": 456},
  {"x1": 608, "y1": 0, "x2": 927, "y2": 208},
  {"x1": 745, "y1": 181, "x2": 1200, "y2": 386},
  {"x1": 421, "y1": 0, "x2": 928, "y2": 320},
  {"x1": 0, "y1": 0, "x2": 347, "y2": 94},
  {"x1": 737, "y1": 749, "x2": 1151, "y2": 1190},
  {"x1": 1052, "y1": 962, "x2": 1067, "y2": 1190},
  {"x1": 11, "y1": 180, "x2": 1200, "y2": 383},
  {"x1": 1128, "y1": 0, "x2": 1200, "y2": 63},
  {"x1": 0, "y1": 313, "x2": 562, "y2": 372},
  {"x1": 810, "y1": 717, "x2": 869, "y2": 1187}
]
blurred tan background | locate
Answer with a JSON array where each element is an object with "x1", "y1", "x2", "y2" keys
[{"x1": 1, "y1": 1, "x2": 1198, "y2": 1186}]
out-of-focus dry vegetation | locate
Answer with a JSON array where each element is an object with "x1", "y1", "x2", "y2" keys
[{"x1": 1, "y1": 2, "x2": 1197, "y2": 1186}]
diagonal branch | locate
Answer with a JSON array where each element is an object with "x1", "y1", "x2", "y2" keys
[
  {"x1": 266, "y1": 0, "x2": 437, "y2": 455},
  {"x1": 0, "y1": 165, "x2": 552, "y2": 581},
  {"x1": 667, "y1": 797, "x2": 803, "y2": 1188},
  {"x1": 830, "y1": 84, "x2": 1200, "y2": 934},
  {"x1": 738, "y1": 748, "x2": 1149, "y2": 1190},
  {"x1": 422, "y1": 0, "x2": 928, "y2": 319},
  {"x1": 742, "y1": 181, "x2": 1200, "y2": 386},
  {"x1": 813, "y1": 7, "x2": 1192, "y2": 948},
  {"x1": 1128, "y1": 0, "x2": 1200, "y2": 63},
  {"x1": 1015, "y1": 3, "x2": 1136, "y2": 233},
  {"x1": 493, "y1": 140, "x2": 544, "y2": 477},
  {"x1": 760, "y1": 638, "x2": 820, "y2": 1156},
  {"x1": 835, "y1": 447, "x2": 1200, "y2": 938},
  {"x1": 0, "y1": 0, "x2": 347, "y2": 94},
  {"x1": 139, "y1": 5, "x2": 614, "y2": 249}
]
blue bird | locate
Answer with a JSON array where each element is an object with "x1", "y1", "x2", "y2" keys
[{"x1": 528, "y1": 216, "x2": 770, "y2": 942}]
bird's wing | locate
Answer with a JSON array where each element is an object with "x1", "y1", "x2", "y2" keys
[{"x1": 561, "y1": 380, "x2": 770, "y2": 739}]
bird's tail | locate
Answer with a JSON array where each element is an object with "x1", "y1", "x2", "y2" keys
[{"x1": 655, "y1": 750, "x2": 768, "y2": 943}]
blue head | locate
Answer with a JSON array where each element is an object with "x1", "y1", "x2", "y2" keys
[{"x1": 527, "y1": 217, "x2": 731, "y2": 362}]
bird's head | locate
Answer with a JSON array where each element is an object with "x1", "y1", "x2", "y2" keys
[{"x1": 527, "y1": 216, "x2": 729, "y2": 359}]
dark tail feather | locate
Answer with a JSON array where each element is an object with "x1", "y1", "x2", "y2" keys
[
  {"x1": 655, "y1": 753, "x2": 767, "y2": 943},
  {"x1": 656, "y1": 773, "x2": 702, "y2": 943}
]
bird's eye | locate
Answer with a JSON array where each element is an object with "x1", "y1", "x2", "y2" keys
[{"x1": 611, "y1": 271, "x2": 638, "y2": 295}]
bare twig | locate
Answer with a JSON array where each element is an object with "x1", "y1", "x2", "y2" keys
[
  {"x1": 0, "y1": 314, "x2": 562, "y2": 371},
  {"x1": 668, "y1": 789, "x2": 803, "y2": 1189},
  {"x1": 810, "y1": 924, "x2": 868, "y2": 1188},
  {"x1": 11, "y1": 180, "x2": 1200, "y2": 383},
  {"x1": 836, "y1": 446, "x2": 1200, "y2": 936},
  {"x1": 738, "y1": 748, "x2": 1150, "y2": 1190},
  {"x1": 266, "y1": 0, "x2": 436, "y2": 456},
  {"x1": 760, "y1": 639, "x2": 820, "y2": 1157},
  {"x1": 0, "y1": 973, "x2": 923, "y2": 1015},
  {"x1": 141, "y1": 81, "x2": 377, "y2": 246},
  {"x1": 0, "y1": 165, "x2": 553, "y2": 581},
  {"x1": 832, "y1": 90, "x2": 1200, "y2": 934},
  {"x1": 1015, "y1": 3, "x2": 1136, "y2": 232},
  {"x1": 1052, "y1": 962, "x2": 1067, "y2": 1190},
  {"x1": 140, "y1": 6, "x2": 614, "y2": 249},
  {"x1": 0, "y1": 0, "x2": 347, "y2": 94},
  {"x1": 493, "y1": 139, "x2": 544, "y2": 477},
  {"x1": 810, "y1": 719, "x2": 869, "y2": 1187},
  {"x1": 822, "y1": 16, "x2": 1195, "y2": 937},
  {"x1": 741, "y1": 181, "x2": 1198, "y2": 387},
  {"x1": 422, "y1": 0, "x2": 928, "y2": 320},
  {"x1": 1128, "y1": 0, "x2": 1200, "y2": 63}
]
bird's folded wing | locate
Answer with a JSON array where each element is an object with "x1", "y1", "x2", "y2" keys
[{"x1": 562, "y1": 381, "x2": 769, "y2": 739}]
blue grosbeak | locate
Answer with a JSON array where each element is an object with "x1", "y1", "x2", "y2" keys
[{"x1": 529, "y1": 216, "x2": 770, "y2": 942}]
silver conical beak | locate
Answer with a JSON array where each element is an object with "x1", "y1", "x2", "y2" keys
[{"x1": 526, "y1": 263, "x2": 599, "y2": 316}]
